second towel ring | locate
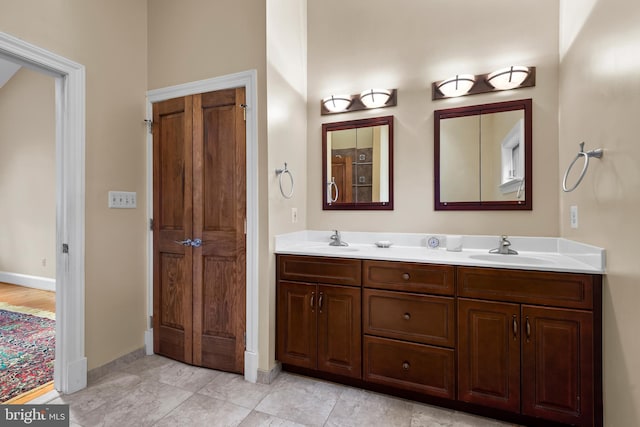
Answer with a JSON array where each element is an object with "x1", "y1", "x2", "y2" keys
[
  {"x1": 275, "y1": 162, "x2": 294, "y2": 199},
  {"x1": 562, "y1": 142, "x2": 603, "y2": 192}
]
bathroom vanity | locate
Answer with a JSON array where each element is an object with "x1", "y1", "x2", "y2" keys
[{"x1": 275, "y1": 232, "x2": 604, "y2": 427}]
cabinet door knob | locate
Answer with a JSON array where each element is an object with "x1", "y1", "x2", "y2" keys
[
  {"x1": 403, "y1": 313, "x2": 411, "y2": 320},
  {"x1": 401, "y1": 273, "x2": 410, "y2": 281},
  {"x1": 310, "y1": 292, "x2": 315, "y2": 309},
  {"x1": 512, "y1": 315, "x2": 518, "y2": 339},
  {"x1": 526, "y1": 316, "x2": 531, "y2": 339},
  {"x1": 402, "y1": 361, "x2": 410, "y2": 370}
]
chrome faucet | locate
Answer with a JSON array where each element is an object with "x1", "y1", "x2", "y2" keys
[
  {"x1": 489, "y1": 235, "x2": 518, "y2": 255},
  {"x1": 329, "y1": 230, "x2": 349, "y2": 246}
]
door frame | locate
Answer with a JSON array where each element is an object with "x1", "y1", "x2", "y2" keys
[
  {"x1": 146, "y1": 70, "x2": 259, "y2": 382},
  {"x1": 0, "y1": 32, "x2": 87, "y2": 394}
]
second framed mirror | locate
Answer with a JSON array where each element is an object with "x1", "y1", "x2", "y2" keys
[
  {"x1": 322, "y1": 116, "x2": 394, "y2": 210},
  {"x1": 434, "y1": 99, "x2": 532, "y2": 210}
]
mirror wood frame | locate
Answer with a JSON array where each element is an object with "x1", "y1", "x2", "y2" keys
[
  {"x1": 434, "y1": 98, "x2": 532, "y2": 211},
  {"x1": 322, "y1": 115, "x2": 394, "y2": 210}
]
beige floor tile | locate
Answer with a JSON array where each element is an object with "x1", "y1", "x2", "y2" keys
[
  {"x1": 198, "y1": 371, "x2": 273, "y2": 409},
  {"x1": 254, "y1": 373, "x2": 344, "y2": 426},
  {"x1": 411, "y1": 402, "x2": 517, "y2": 427},
  {"x1": 238, "y1": 410, "x2": 308, "y2": 427},
  {"x1": 325, "y1": 387, "x2": 414, "y2": 427},
  {"x1": 155, "y1": 393, "x2": 250, "y2": 427},
  {"x1": 71, "y1": 380, "x2": 192, "y2": 426}
]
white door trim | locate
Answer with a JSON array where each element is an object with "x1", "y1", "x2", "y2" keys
[
  {"x1": 0, "y1": 32, "x2": 87, "y2": 394},
  {"x1": 146, "y1": 70, "x2": 259, "y2": 382}
]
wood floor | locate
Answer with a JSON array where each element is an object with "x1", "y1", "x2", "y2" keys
[
  {"x1": 0, "y1": 282, "x2": 56, "y2": 402},
  {"x1": 0, "y1": 282, "x2": 56, "y2": 313}
]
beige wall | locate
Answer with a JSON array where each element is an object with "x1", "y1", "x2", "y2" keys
[
  {"x1": 266, "y1": 0, "x2": 308, "y2": 369},
  {"x1": 559, "y1": 0, "x2": 640, "y2": 424},
  {"x1": 0, "y1": 0, "x2": 149, "y2": 369},
  {"x1": 307, "y1": 0, "x2": 559, "y2": 236},
  {"x1": 0, "y1": 68, "x2": 56, "y2": 279},
  {"x1": 147, "y1": 0, "x2": 275, "y2": 370}
]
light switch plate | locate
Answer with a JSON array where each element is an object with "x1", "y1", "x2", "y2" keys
[{"x1": 108, "y1": 191, "x2": 137, "y2": 209}]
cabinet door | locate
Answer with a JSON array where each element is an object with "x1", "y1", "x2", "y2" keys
[
  {"x1": 458, "y1": 299, "x2": 520, "y2": 413},
  {"x1": 317, "y1": 284, "x2": 362, "y2": 378},
  {"x1": 276, "y1": 281, "x2": 317, "y2": 369},
  {"x1": 522, "y1": 306, "x2": 594, "y2": 425}
]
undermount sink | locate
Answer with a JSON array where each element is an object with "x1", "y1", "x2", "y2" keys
[
  {"x1": 469, "y1": 254, "x2": 553, "y2": 265},
  {"x1": 315, "y1": 246, "x2": 360, "y2": 252}
]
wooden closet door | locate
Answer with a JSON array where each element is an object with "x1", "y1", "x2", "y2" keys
[
  {"x1": 192, "y1": 88, "x2": 246, "y2": 373},
  {"x1": 152, "y1": 96, "x2": 194, "y2": 364}
]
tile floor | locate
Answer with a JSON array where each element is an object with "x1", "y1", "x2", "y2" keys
[{"x1": 50, "y1": 355, "x2": 517, "y2": 427}]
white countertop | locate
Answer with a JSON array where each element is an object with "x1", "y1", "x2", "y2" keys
[{"x1": 274, "y1": 231, "x2": 605, "y2": 274}]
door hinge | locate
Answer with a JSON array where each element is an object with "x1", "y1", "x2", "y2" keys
[
  {"x1": 240, "y1": 104, "x2": 247, "y2": 121},
  {"x1": 149, "y1": 315, "x2": 153, "y2": 328},
  {"x1": 62, "y1": 243, "x2": 69, "y2": 254},
  {"x1": 144, "y1": 119, "x2": 153, "y2": 133},
  {"x1": 149, "y1": 218, "x2": 154, "y2": 230},
  {"x1": 243, "y1": 331, "x2": 246, "y2": 347}
]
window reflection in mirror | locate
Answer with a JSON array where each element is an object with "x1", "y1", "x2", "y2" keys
[
  {"x1": 322, "y1": 116, "x2": 393, "y2": 210},
  {"x1": 435, "y1": 99, "x2": 532, "y2": 210}
]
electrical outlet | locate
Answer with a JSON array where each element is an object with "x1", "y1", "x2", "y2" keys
[
  {"x1": 291, "y1": 207, "x2": 298, "y2": 224},
  {"x1": 108, "y1": 191, "x2": 137, "y2": 209},
  {"x1": 570, "y1": 205, "x2": 578, "y2": 229}
]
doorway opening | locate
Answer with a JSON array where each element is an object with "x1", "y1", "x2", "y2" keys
[{"x1": 0, "y1": 32, "x2": 87, "y2": 396}]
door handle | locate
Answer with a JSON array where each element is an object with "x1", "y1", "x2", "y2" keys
[{"x1": 174, "y1": 238, "x2": 202, "y2": 247}]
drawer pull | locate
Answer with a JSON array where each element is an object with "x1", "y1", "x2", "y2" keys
[
  {"x1": 402, "y1": 361, "x2": 410, "y2": 370},
  {"x1": 403, "y1": 312, "x2": 411, "y2": 320},
  {"x1": 401, "y1": 273, "x2": 410, "y2": 281}
]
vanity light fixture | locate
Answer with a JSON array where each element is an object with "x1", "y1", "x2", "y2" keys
[
  {"x1": 435, "y1": 74, "x2": 476, "y2": 98},
  {"x1": 321, "y1": 88, "x2": 397, "y2": 115},
  {"x1": 432, "y1": 66, "x2": 536, "y2": 100},
  {"x1": 359, "y1": 88, "x2": 392, "y2": 109},
  {"x1": 322, "y1": 95, "x2": 353, "y2": 113},
  {"x1": 486, "y1": 66, "x2": 531, "y2": 90}
]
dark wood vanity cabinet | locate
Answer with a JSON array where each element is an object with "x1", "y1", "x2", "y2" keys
[
  {"x1": 276, "y1": 255, "x2": 602, "y2": 426},
  {"x1": 276, "y1": 255, "x2": 362, "y2": 379},
  {"x1": 457, "y1": 267, "x2": 601, "y2": 426}
]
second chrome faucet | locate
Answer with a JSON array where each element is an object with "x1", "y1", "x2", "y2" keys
[{"x1": 489, "y1": 235, "x2": 518, "y2": 255}]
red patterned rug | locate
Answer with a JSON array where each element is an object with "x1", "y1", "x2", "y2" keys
[{"x1": 0, "y1": 304, "x2": 55, "y2": 402}]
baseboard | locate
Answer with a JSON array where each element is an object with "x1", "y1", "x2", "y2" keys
[
  {"x1": 257, "y1": 362, "x2": 281, "y2": 385},
  {"x1": 0, "y1": 271, "x2": 55, "y2": 292},
  {"x1": 87, "y1": 347, "x2": 146, "y2": 384}
]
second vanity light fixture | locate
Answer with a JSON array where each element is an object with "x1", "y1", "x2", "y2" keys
[
  {"x1": 321, "y1": 88, "x2": 397, "y2": 115},
  {"x1": 433, "y1": 66, "x2": 535, "y2": 100}
]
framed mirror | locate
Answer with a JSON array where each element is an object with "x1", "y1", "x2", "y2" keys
[
  {"x1": 434, "y1": 98, "x2": 532, "y2": 210},
  {"x1": 322, "y1": 116, "x2": 394, "y2": 210}
]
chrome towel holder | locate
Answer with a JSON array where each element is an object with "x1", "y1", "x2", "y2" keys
[
  {"x1": 275, "y1": 162, "x2": 294, "y2": 199},
  {"x1": 562, "y1": 142, "x2": 603, "y2": 192}
]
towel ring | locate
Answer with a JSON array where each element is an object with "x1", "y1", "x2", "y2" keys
[
  {"x1": 328, "y1": 177, "x2": 339, "y2": 203},
  {"x1": 275, "y1": 162, "x2": 294, "y2": 199},
  {"x1": 562, "y1": 142, "x2": 603, "y2": 192}
]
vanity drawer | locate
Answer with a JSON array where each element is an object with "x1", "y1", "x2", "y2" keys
[
  {"x1": 363, "y1": 260, "x2": 455, "y2": 295},
  {"x1": 363, "y1": 289, "x2": 455, "y2": 347},
  {"x1": 363, "y1": 335, "x2": 455, "y2": 399},
  {"x1": 277, "y1": 255, "x2": 361, "y2": 286},
  {"x1": 457, "y1": 266, "x2": 595, "y2": 309}
]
